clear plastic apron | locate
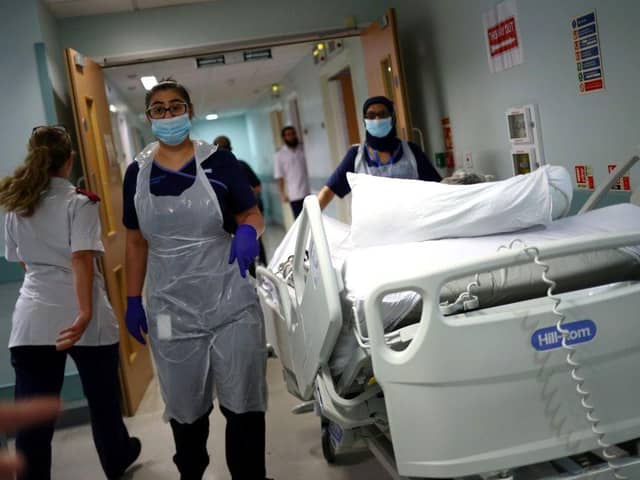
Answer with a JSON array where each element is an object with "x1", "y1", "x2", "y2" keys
[
  {"x1": 353, "y1": 140, "x2": 419, "y2": 179},
  {"x1": 134, "y1": 141, "x2": 267, "y2": 423}
]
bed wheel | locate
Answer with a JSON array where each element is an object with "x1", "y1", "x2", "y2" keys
[{"x1": 321, "y1": 423, "x2": 337, "y2": 464}]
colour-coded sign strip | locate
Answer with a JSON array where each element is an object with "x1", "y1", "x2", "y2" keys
[
  {"x1": 608, "y1": 165, "x2": 632, "y2": 191},
  {"x1": 572, "y1": 10, "x2": 605, "y2": 94},
  {"x1": 575, "y1": 165, "x2": 595, "y2": 190}
]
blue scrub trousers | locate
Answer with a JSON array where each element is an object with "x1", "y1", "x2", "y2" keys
[{"x1": 10, "y1": 344, "x2": 136, "y2": 480}]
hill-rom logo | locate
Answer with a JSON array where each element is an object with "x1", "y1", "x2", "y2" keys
[{"x1": 531, "y1": 320, "x2": 597, "y2": 351}]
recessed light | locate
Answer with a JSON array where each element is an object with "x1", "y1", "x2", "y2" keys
[{"x1": 140, "y1": 75, "x2": 158, "y2": 91}]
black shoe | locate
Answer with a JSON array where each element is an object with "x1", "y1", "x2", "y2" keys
[{"x1": 108, "y1": 437, "x2": 142, "y2": 479}]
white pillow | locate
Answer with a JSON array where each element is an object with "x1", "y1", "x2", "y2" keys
[{"x1": 347, "y1": 166, "x2": 572, "y2": 247}]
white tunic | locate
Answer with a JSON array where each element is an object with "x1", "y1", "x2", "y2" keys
[
  {"x1": 273, "y1": 145, "x2": 311, "y2": 201},
  {"x1": 4, "y1": 177, "x2": 119, "y2": 347}
]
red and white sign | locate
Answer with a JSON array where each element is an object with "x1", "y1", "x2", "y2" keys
[
  {"x1": 488, "y1": 17, "x2": 519, "y2": 57},
  {"x1": 607, "y1": 164, "x2": 632, "y2": 191},
  {"x1": 575, "y1": 165, "x2": 595, "y2": 190},
  {"x1": 483, "y1": 0, "x2": 523, "y2": 73}
]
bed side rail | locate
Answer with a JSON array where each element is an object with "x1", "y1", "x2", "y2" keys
[
  {"x1": 363, "y1": 231, "x2": 640, "y2": 363},
  {"x1": 288, "y1": 196, "x2": 344, "y2": 399}
]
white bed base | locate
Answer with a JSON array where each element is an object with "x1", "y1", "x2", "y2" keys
[{"x1": 257, "y1": 196, "x2": 640, "y2": 479}]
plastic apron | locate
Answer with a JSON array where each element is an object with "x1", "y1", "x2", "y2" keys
[
  {"x1": 353, "y1": 140, "x2": 418, "y2": 179},
  {"x1": 134, "y1": 140, "x2": 267, "y2": 424}
]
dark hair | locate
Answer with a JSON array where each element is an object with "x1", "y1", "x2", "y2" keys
[
  {"x1": 362, "y1": 96, "x2": 395, "y2": 117},
  {"x1": 144, "y1": 77, "x2": 193, "y2": 109},
  {"x1": 0, "y1": 127, "x2": 72, "y2": 216},
  {"x1": 214, "y1": 135, "x2": 232, "y2": 151},
  {"x1": 281, "y1": 126, "x2": 296, "y2": 138}
]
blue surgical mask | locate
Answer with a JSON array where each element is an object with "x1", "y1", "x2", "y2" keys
[
  {"x1": 151, "y1": 113, "x2": 192, "y2": 146},
  {"x1": 365, "y1": 118, "x2": 393, "y2": 138}
]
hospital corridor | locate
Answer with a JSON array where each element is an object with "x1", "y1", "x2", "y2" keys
[{"x1": 1, "y1": 0, "x2": 640, "y2": 479}]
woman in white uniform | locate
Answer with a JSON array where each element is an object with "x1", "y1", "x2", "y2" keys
[
  {"x1": 123, "y1": 79, "x2": 270, "y2": 480},
  {"x1": 0, "y1": 126, "x2": 140, "y2": 480}
]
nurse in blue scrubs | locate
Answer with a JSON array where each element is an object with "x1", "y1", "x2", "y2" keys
[
  {"x1": 122, "y1": 79, "x2": 270, "y2": 480},
  {"x1": 318, "y1": 95, "x2": 441, "y2": 209}
]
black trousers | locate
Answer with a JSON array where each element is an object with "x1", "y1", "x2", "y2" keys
[
  {"x1": 170, "y1": 405, "x2": 266, "y2": 480},
  {"x1": 11, "y1": 344, "x2": 134, "y2": 480},
  {"x1": 290, "y1": 199, "x2": 304, "y2": 219}
]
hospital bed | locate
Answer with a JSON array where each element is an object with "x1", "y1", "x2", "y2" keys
[{"x1": 257, "y1": 166, "x2": 640, "y2": 479}]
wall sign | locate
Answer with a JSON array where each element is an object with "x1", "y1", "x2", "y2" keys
[
  {"x1": 572, "y1": 11, "x2": 605, "y2": 94},
  {"x1": 483, "y1": 0, "x2": 523, "y2": 74},
  {"x1": 575, "y1": 164, "x2": 594, "y2": 190},
  {"x1": 441, "y1": 117, "x2": 455, "y2": 168},
  {"x1": 608, "y1": 164, "x2": 632, "y2": 191}
]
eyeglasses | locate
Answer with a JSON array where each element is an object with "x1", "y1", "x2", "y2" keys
[
  {"x1": 146, "y1": 102, "x2": 188, "y2": 119},
  {"x1": 364, "y1": 111, "x2": 391, "y2": 120},
  {"x1": 31, "y1": 125, "x2": 68, "y2": 136}
]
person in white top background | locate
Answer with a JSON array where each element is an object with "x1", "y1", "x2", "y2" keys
[
  {"x1": 273, "y1": 126, "x2": 310, "y2": 219},
  {"x1": 0, "y1": 126, "x2": 140, "y2": 480}
]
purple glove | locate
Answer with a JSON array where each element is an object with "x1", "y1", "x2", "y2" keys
[
  {"x1": 126, "y1": 296, "x2": 148, "y2": 345},
  {"x1": 229, "y1": 224, "x2": 259, "y2": 278}
]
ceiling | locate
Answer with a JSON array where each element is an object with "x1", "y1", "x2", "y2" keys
[
  {"x1": 44, "y1": 0, "x2": 216, "y2": 18},
  {"x1": 103, "y1": 43, "x2": 312, "y2": 119}
]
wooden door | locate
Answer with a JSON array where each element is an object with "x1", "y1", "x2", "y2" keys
[
  {"x1": 65, "y1": 48, "x2": 153, "y2": 416},
  {"x1": 335, "y1": 69, "x2": 360, "y2": 145},
  {"x1": 360, "y1": 8, "x2": 412, "y2": 141}
]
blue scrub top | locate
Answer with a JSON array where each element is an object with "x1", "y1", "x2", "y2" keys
[
  {"x1": 326, "y1": 141, "x2": 441, "y2": 198},
  {"x1": 123, "y1": 149, "x2": 257, "y2": 234}
]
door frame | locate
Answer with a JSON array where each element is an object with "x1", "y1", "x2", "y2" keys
[{"x1": 319, "y1": 52, "x2": 363, "y2": 223}]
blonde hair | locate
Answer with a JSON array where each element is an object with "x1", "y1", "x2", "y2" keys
[{"x1": 0, "y1": 127, "x2": 72, "y2": 216}]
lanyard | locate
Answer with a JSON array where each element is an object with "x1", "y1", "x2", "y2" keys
[{"x1": 368, "y1": 143, "x2": 403, "y2": 167}]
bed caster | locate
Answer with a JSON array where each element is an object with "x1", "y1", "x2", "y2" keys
[{"x1": 321, "y1": 423, "x2": 337, "y2": 464}]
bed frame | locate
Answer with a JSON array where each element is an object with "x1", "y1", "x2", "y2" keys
[{"x1": 257, "y1": 194, "x2": 640, "y2": 480}]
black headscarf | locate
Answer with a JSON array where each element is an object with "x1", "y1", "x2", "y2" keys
[{"x1": 363, "y1": 96, "x2": 400, "y2": 153}]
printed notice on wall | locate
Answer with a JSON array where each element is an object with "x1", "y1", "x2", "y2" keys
[
  {"x1": 483, "y1": 0, "x2": 523, "y2": 74},
  {"x1": 608, "y1": 165, "x2": 632, "y2": 191},
  {"x1": 575, "y1": 165, "x2": 595, "y2": 190},
  {"x1": 572, "y1": 11, "x2": 605, "y2": 94}
]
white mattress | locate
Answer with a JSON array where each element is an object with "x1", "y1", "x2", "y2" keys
[{"x1": 342, "y1": 203, "x2": 640, "y2": 300}]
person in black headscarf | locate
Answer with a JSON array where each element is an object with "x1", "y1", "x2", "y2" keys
[{"x1": 318, "y1": 95, "x2": 440, "y2": 209}]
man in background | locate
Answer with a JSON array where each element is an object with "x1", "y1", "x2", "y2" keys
[
  {"x1": 213, "y1": 135, "x2": 267, "y2": 269},
  {"x1": 273, "y1": 126, "x2": 310, "y2": 219}
]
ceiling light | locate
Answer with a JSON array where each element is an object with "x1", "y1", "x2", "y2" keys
[
  {"x1": 206, "y1": 113, "x2": 219, "y2": 121},
  {"x1": 140, "y1": 75, "x2": 158, "y2": 91},
  {"x1": 196, "y1": 54, "x2": 225, "y2": 68},
  {"x1": 271, "y1": 84, "x2": 280, "y2": 93},
  {"x1": 316, "y1": 43, "x2": 325, "y2": 51},
  {"x1": 109, "y1": 104, "x2": 117, "y2": 113},
  {"x1": 243, "y1": 49, "x2": 272, "y2": 62}
]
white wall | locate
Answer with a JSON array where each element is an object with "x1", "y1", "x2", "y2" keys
[
  {"x1": 0, "y1": 0, "x2": 53, "y2": 255},
  {"x1": 243, "y1": 37, "x2": 370, "y2": 224},
  {"x1": 395, "y1": 0, "x2": 640, "y2": 191},
  {"x1": 191, "y1": 115, "x2": 253, "y2": 166},
  {"x1": 58, "y1": 0, "x2": 390, "y2": 60}
]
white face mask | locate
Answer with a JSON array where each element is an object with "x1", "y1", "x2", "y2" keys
[
  {"x1": 365, "y1": 118, "x2": 393, "y2": 138},
  {"x1": 151, "y1": 114, "x2": 192, "y2": 146}
]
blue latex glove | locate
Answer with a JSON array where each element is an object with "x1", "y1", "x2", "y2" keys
[
  {"x1": 126, "y1": 296, "x2": 148, "y2": 345},
  {"x1": 229, "y1": 224, "x2": 259, "y2": 278}
]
